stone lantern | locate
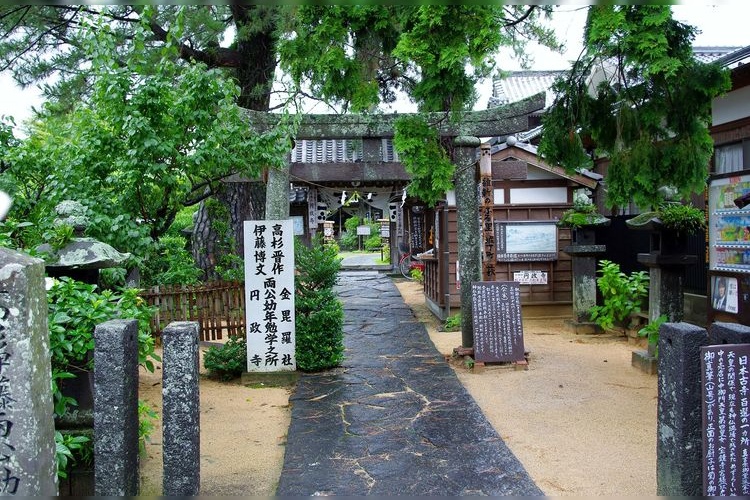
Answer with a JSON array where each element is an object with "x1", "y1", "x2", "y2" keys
[{"x1": 36, "y1": 200, "x2": 131, "y2": 285}]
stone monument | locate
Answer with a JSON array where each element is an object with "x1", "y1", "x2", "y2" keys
[{"x1": 0, "y1": 248, "x2": 58, "y2": 495}]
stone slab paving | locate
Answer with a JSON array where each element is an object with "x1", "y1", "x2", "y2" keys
[{"x1": 277, "y1": 271, "x2": 542, "y2": 496}]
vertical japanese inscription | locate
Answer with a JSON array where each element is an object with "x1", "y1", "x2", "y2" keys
[
  {"x1": 481, "y1": 172, "x2": 495, "y2": 281},
  {"x1": 471, "y1": 282, "x2": 525, "y2": 363},
  {"x1": 0, "y1": 297, "x2": 18, "y2": 495},
  {"x1": 244, "y1": 220, "x2": 296, "y2": 372},
  {"x1": 701, "y1": 344, "x2": 750, "y2": 496}
]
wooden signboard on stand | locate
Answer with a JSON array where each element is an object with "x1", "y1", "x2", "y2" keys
[
  {"x1": 471, "y1": 281, "x2": 525, "y2": 363},
  {"x1": 700, "y1": 343, "x2": 750, "y2": 496}
]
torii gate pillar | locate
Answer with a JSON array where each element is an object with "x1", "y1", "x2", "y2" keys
[{"x1": 453, "y1": 136, "x2": 482, "y2": 348}]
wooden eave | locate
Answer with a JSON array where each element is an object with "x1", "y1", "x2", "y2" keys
[{"x1": 492, "y1": 145, "x2": 598, "y2": 190}]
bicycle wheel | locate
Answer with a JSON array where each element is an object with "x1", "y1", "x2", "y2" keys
[{"x1": 399, "y1": 255, "x2": 413, "y2": 279}]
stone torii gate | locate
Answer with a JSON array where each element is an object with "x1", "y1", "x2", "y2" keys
[{"x1": 244, "y1": 93, "x2": 545, "y2": 348}]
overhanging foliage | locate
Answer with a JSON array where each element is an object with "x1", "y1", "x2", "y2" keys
[{"x1": 538, "y1": 5, "x2": 731, "y2": 209}]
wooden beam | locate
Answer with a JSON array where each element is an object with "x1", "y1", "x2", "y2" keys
[
  {"x1": 243, "y1": 93, "x2": 546, "y2": 139},
  {"x1": 290, "y1": 162, "x2": 410, "y2": 183}
]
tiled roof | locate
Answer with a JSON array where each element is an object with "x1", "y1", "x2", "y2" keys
[
  {"x1": 488, "y1": 70, "x2": 565, "y2": 109},
  {"x1": 712, "y1": 45, "x2": 750, "y2": 68},
  {"x1": 291, "y1": 139, "x2": 400, "y2": 163},
  {"x1": 489, "y1": 47, "x2": 744, "y2": 109},
  {"x1": 693, "y1": 46, "x2": 744, "y2": 64}
]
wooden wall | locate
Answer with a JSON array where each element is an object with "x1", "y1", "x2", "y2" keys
[{"x1": 423, "y1": 171, "x2": 583, "y2": 318}]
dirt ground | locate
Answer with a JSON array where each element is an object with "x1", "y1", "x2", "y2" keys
[{"x1": 138, "y1": 278, "x2": 657, "y2": 496}]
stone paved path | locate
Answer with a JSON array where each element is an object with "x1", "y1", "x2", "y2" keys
[{"x1": 276, "y1": 271, "x2": 542, "y2": 496}]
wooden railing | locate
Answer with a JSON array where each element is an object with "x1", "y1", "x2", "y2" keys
[{"x1": 140, "y1": 280, "x2": 245, "y2": 342}]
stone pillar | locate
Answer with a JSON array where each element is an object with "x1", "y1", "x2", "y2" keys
[
  {"x1": 708, "y1": 320, "x2": 750, "y2": 345},
  {"x1": 162, "y1": 321, "x2": 200, "y2": 496},
  {"x1": 93, "y1": 319, "x2": 140, "y2": 496},
  {"x1": 453, "y1": 136, "x2": 481, "y2": 348},
  {"x1": 265, "y1": 153, "x2": 291, "y2": 220},
  {"x1": 656, "y1": 322, "x2": 708, "y2": 496},
  {"x1": 0, "y1": 249, "x2": 57, "y2": 495},
  {"x1": 563, "y1": 228, "x2": 606, "y2": 332},
  {"x1": 635, "y1": 237, "x2": 697, "y2": 370}
]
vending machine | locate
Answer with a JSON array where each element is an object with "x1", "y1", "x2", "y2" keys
[{"x1": 707, "y1": 174, "x2": 750, "y2": 324}]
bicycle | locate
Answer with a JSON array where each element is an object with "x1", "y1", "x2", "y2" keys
[{"x1": 398, "y1": 240, "x2": 424, "y2": 279}]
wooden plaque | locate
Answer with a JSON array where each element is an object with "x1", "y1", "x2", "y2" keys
[
  {"x1": 701, "y1": 343, "x2": 750, "y2": 496},
  {"x1": 471, "y1": 281, "x2": 525, "y2": 363}
]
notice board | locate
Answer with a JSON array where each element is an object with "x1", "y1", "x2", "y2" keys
[
  {"x1": 700, "y1": 343, "x2": 750, "y2": 496},
  {"x1": 471, "y1": 281, "x2": 525, "y2": 362}
]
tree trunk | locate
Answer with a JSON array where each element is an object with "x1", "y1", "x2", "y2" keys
[
  {"x1": 192, "y1": 181, "x2": 266, "y2": 279},
  {"x1": 192, "y1": 7, "x2": 279, "y2": 278},
  {"x1": 226, "y1": 180, "x2": 266, "y2": 257},
  {"x1": 192, "y1": 199, "x2": 219, "y2": 281},
  {"x1": 230, "y1": 5, "x2": 279, "y2": 111}
]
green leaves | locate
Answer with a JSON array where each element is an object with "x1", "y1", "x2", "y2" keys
[
  {"x1": 393, "y1": 115, "x2": 455, "y2": 208},
  {"x1": 589, "y1": 260, "x2": 649, "y2": 330},
  {"x1": 55, "y1": 431, "x2": 91, "y2": 479},
  {"x1": 2, "y1": 12, "x2": 295, "y2": 256},
  {"x1": 539, "y1": 5, "x2": 731, "y2": 209},
  {"x1": 279, "y1": 5, "x2": 558, "y2": 113},
  {"x1": 295, "y1": 236, "x2": 344, "y2": 372},
  {"x1": 203, "y1": 335, "x2": 248, "y2": 381}
]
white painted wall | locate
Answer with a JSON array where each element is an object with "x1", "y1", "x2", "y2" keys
[{"x1": 713, "y1": 85, "x2": 750, "y2": 127}]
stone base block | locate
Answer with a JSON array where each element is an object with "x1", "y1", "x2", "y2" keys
[
  {"x1": 631, "y1": 349, "x2": 658, "y2": 375},
  {"x1": 514, "y1": 359, "x2": 529, "y2": 371},
  {"x1": 564, "y1": 319, "x2": 602, "y2": 335},
  {"x1": 241, "y1": 371, "x2": 300, "y2": 388}
]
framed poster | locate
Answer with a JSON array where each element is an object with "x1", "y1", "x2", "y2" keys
[
  {"x1": 494, "y1": 221, "x2": 558, "y2": 262},
  {"x1": 711, "y1": 275, "x2": 739, "y2": 313}
]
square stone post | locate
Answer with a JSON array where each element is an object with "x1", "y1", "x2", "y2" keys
[
  {"x1": 453, "y1": 136, "x2": 482, "y2": 348},
  {"x1": 0, "y1": 249, "x2": 58, "y2": 495},
  {"x1": 94, "y1": 319, "x2": 140, "y2": 495},
  {"x1": 162, "y1": 321, "x2": 200, "y2": 496},
  {"x1": 656, "y1": 322, "x2": 708, "y2": 496}
]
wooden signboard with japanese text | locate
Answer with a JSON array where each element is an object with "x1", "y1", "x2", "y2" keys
[
  {"x1": 701, "y1": 343, "x2": 750, "y2": 496},
  {"x1": 244, "y1": 220, "x2": 296, "y2": 372},
  {"x1": 471, "y1": 281, "x2": 525, "y2": 363}
]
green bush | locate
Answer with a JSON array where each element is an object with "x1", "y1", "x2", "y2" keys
[
  {"x1": 657, "y1": 202, "x2": 706, "y2": 235},
  {"x1": 140, "y1": 235, "x2": 202, "y2": 286},
  {"x1": 46, "y1": 277, "x2": 159, "y2": 477},
  {"x1": 47, "y1": 278, "x2": 158, "y2": 381},
  {"x1": 410, "y1": 267, "x2": 424, "y2": 283},
  {"x1": 166, "y1": 205, "x2": 198, "y2": 238},
  {"x1": 444, "y1": 313, "x2": 461, "y2": 331},
  {"x1": 295, "y1": 236, "x2": 344, "y2": 371},
  {"x1": 203, "y1": 335, "x2": 247, "y2": 380},
  {"x1": 339, "y1": 230, "x2": 358, "y2": 250},
  {"x1": 590, "y1": 260, "x2": 649, "y2": 330},
  {"x1": 364, "y1": 229, "x2": 382, "y2": 251},
  {"x1": 638, "y1": 314, "x2": 667, "y2": 358}
]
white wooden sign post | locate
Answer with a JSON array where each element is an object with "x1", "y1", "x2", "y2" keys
[{"x1": 244, "y1": 220, "x2": 296, "y2": 372}]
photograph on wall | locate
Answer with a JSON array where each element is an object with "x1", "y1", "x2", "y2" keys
[{"x1": 712, "y1": 275, "x2": 739, "y2": 314}]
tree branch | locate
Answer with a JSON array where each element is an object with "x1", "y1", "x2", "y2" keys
[{"x1": 147, "y1": 19, "x2": 242, "y2": 68}]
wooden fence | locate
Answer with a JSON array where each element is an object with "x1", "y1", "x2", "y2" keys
[{"x1": 140, "y1": 280, "x2": 245, "y2": 342}]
